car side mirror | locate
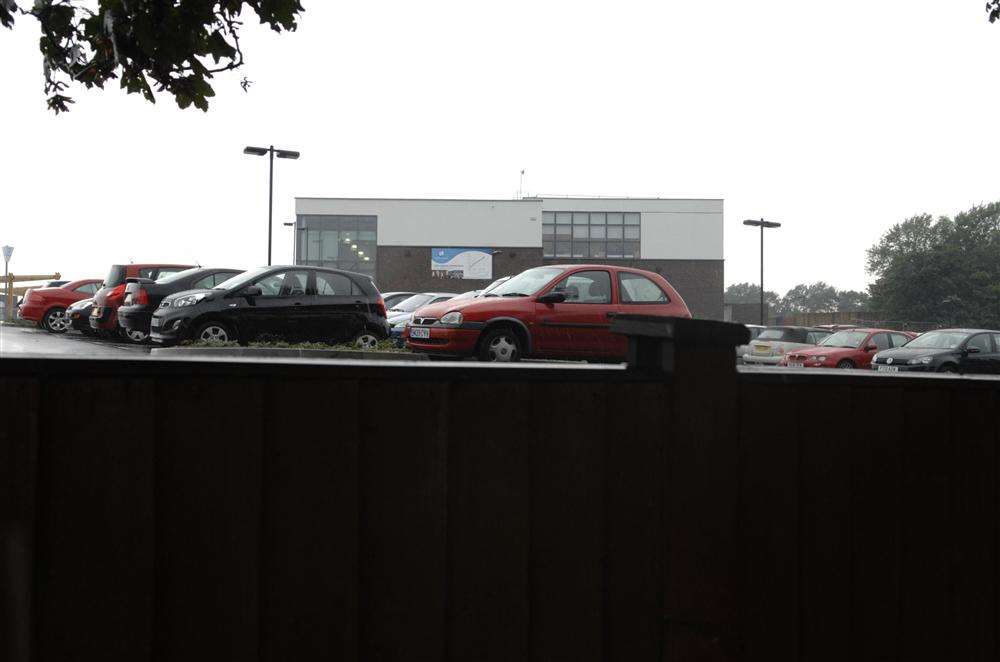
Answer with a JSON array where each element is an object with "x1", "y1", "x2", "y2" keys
[
  {"x1": 242, "y1": 285, "x2": 263, "y2": 298},
  {"x1": 537, "y1": 291, "x2": 566, "y2": 305},
  {"x1": 865, "y1": 344, "x2": 877, "y2": 352},
  {"x1": 966, "y1": 346, "x2": 981, "y2": 354}
]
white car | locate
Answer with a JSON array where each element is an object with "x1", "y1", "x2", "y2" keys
[
  {"x1": 735, "y1": 324, "x2": 765, "y2": 364},
  {"x1": 742, "y1": 326, "x2": 831, "y2": 365}
]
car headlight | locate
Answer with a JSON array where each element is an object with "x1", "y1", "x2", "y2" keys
[
  {"x1": 908, "y1": 355, "x2": 933, "y2": 365},
  {"x1": 172, "y1": 293, "x2": 209, "y2": 308},
  {"x1": 814, "y1": 356, "x2": 827, "y2": 362},
  {"x1": 440, "y1": 311, "x2": 463, "y2": 325}
]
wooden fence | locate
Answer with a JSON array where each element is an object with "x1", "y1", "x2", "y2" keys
[{"x1": 1, "y1": 320, "x2": 998, "y2": 661}]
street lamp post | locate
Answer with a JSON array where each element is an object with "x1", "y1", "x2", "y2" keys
[
  {"x1": 244, "y1": 145, "x2": 300, "y2": 265},
  {"x1": 2, "y1": 245, "x2": 12, "y2": 322},
  {"x1": 742, "y1": 219, "x2": 781, "y2": 326}
]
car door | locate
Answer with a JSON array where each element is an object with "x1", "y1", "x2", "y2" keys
[
  {"x1": 962, "y1": 333, "x2": 994, "y2": 374},
  {"x1": 533, "y1": 269, "x2": 615, "y2": 356},
  {"x1": 310, "y1": 271, "x2": 363, "y2": 343},
  {"x1": 240, "y1": 269, "x2": 312, "y2": 341},
  {"x1": 614, "y1": 271, "x2": 676, "y2": 357}
]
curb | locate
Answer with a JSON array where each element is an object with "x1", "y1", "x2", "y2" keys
[{"x1": 149, "y1": 347, "x2": 428, "y2": 361}]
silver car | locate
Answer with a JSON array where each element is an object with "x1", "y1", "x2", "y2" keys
[
  {"x1": 742, "y1": 326, "x2": 831, "y2": 365},
  {"x1": 735, "y1": 324, "x2": 765, "y2": 364}
]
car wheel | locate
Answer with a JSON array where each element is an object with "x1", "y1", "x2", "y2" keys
[
  {"x1": 41, "y1": 307, "x2": 71, "y2": 333},
  {"x1": 836, "y1": 360, "x2": 854, "y2": 369},
  {"x1": 353, "y1": 331, "x2": 380, "y2": 349},
  {"x1": 478, "y1": 326, "x2": 522, "y2": 362},
  {"x1": 194, "y1": 321, "x2": 234, "y2": 343},
  {"x1": 122, "y1": 328, "x2": 149, "y2": 344}
]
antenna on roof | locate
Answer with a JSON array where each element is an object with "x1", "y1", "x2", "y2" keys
[{"x1": 518, "y1": 169, "x2": 525, "y2": 200}]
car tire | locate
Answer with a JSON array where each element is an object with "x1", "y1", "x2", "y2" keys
[
  {"x1": 477, "y1": 326, "x2": 522, "y2": 363},
  {"x1": 836, "y1": 360, "x2": 854, "y2": 369},
  {"x1": 41, "y1": 307, "x2": 71, "y2": 333},
  {"x1": 121, "y1": 328, "x2": 149, "y2": 344},
  {"x1": 194, "y1": 321, "x2": 235, "y2": 344},
  {"x1": 353, "y1": 330, "x2": 380, "y2": 350}
]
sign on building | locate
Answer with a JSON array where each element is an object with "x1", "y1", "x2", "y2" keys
[{"x1": 431, "y1": 248, "x2": 494, "y2": 280}]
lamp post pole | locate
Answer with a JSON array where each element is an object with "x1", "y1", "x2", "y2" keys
[
  {"x1": 742, "y1": 219, "x2": 781, "y2": 326},
  {"x1": 244, "y1": 145, "x2": 300, "y2": 266},
  {"x1": 2, "y1": 245, "x2": 12, "y2": 322}
]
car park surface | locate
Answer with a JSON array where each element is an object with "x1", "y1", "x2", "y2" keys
[
  {"x1": 871, "y1": 328, "x2": 1000, "y2": 374},
  {"x1": 149, "y1": 265, "x2": 389, "y2": 346},
  {"x1": 17, "y1": 278, "x2": 102, "y2": 332},
  {"x1": 403, "y1": 264, "x2": 690, "y2": 361},
  {"x1": 780, "y1": 328, "x2": 916, "y2": 369}
]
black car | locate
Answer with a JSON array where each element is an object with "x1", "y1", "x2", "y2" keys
[
  {"x1": 67, "y1": 297, "x2": 96, "y2": 334},
  {"x1": 149, "y1": 265, "x2": 390, "y2": 346},
  {"x1": 871, "y1": 328, "x2": 1000, "y2": 374},
  {"x1": 118, "y1": 267, "x2": 243, "y2": 342}
]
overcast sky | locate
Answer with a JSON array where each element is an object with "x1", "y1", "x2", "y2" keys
[{"x1": 2, "y1": 1, "x2": 999, "y2": 295}]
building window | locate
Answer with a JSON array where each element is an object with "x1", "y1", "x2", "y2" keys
[
  {"x1": 296, "y1": 215, "x2": 377, "y2": 277},
  {"x1": 542, "y1": 211, "x2": 640, "y2": 259}
]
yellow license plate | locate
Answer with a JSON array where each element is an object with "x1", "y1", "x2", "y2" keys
[{"x1": 754, "y1": 344, "x2": 769, "y2": 353}]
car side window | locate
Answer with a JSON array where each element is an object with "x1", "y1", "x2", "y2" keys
[
  {"x1": 890, "y1": 333, "x2": 911, "y2": 347},
  {"x1": 551, "y1": 270, "x2": 612, "y2": 304},
  {"x1": 254, "y1": 270, "x2": 309, "y2": 297},
  {"x1": 138, "y1": 268, "x2": 156, "y2": 279},
  {"x1": 967, "y1": 333, "x2": 992, "y2": 353},
  {"x1": 76, "y1": 282, "x2": 98, "y2": 294},
  {"x1": 192, "y1": 274, "x2": 216, "y2": 289},
  {"x1": 871, "y1": 333, "x2": 892, "y2": 350},
  {"x1": 315, "y1": 272, "x2": 354, "y2": 296},
  {"x1": 805, "y1": 331, "x2": 826, "y2": 344},
  {"x1": 213, "y1": 272, "x2": 238, "y2": 286},
  {"x1": 618, "y1": 272, "x2": 668, "y2": 304},
  {"x1": 993, "y1": 334, "x2": 1000, "y2": 352}
]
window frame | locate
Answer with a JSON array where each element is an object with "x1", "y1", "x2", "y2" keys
[
  {"x1": 547, "y1": 269, "x2": 613, "y2": 305},
  {"x1": 617, "y1": 271, "x2": 670, "y2": 304},
  {"x1": 542, "y1": 211, "x2": 641, "y2": 259}
]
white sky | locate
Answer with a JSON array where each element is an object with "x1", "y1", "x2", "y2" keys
[{"x1": 2, "y1": 0, "x2": 998, "y2": 295}]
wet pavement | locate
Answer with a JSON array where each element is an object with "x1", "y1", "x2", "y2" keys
[{"x1": 0, "y1": 324, "x2": 151, "y2": 359}]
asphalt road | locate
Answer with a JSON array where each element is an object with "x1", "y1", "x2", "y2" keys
[{"x1": 0, "y1": 324, "x2": 151, "y2": 359}]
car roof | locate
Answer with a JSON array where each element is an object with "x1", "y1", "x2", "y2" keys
[
  {"x1": 765, "y1": 326, "x2": 829, "y2": 331},
  {"x1": 423, "y1": 292, "x2": 459, "y2": 297},
  {"x1": 931, "y1": 328, "x2": 1000, "y2": 334}
]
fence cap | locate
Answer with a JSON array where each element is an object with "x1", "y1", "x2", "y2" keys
[{"x1": 611, "y1": 314, "x2": 751, "y2": 348}]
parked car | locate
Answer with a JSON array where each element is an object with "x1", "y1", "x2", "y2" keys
[
  {"x1": 17, "y1": 279, "x2": 102, "y2": 332},
  {"x1": 735, "y1": 324, "x2": 765, "y2": 364},
  {"x1": 871, "y1": 328, "x2": 1000, "y2": 374},
  {"x1": 779, "y1": 328, "x2": 916, "y2": 369},
  {"x1": 90, "y1": 263, "x2": 194, "y2": 337},
  {"x1": 403, "y1": 264, "x2": 691, "y2": 362},
  {"x1": 388, "y1": 292, "x2": 460, "y2": 343},
  {"x1": 117, "y1": 267, "x2": 243, "y2": 343},
  {"x1": 67, "y1": 297, "x2": 96, "y2": 334},
  {"x1": 149, "y1": 265, "x2": 389, "y2": 346},
  {"x1": 742, "y1": 326, "x2": 831, "y2": 365},
  {"x1": 380, "y1": 291, "x2": 418, "y2": 309}
]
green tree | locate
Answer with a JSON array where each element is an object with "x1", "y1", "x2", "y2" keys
[
  {"x1": 835, "y1": 289, "x2": 871, "y2": 312},
  {"x1": 724, "y1": 282, "x2": 781, "y2": 310},
  {"x1": 780, "y1": 282, "x2": 839, "y2": 314},
  {"x1": 867, "y1": 203, "x2": 1000, "y2": 327},
  {"x1": 1, "y1": 1, "x2": 304, "y2": 113}
]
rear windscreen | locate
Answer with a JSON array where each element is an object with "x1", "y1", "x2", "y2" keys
[
  {"x1": 104, "y1": 265, "x2": 126, "y2": 288},
  {"x1": 758, "y1": 329, "x2": 789, "y2": 341}
]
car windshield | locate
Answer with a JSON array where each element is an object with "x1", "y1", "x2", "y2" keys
[
  {"x1": 156, "y1": 267, "x2": 202, "y2": 284},
  {"x1": 213, "y1": 267, "x2": 271, "y2": 291},
  {"x1": 905, "y1": 331, "x2": 969, "y2": 349},
  {"x1": 104, "y1": 265, "x2": 126, "y2": 288},
  {"x1": 487, "y1": 267, "x2": 565, "y2": 297},
  {"x1": 391, "y1": 294, "x2": 435, "y2": 312},
  {"x1": 819, "y1": 330, "x2": 868, "y2": 348},
  {"x1": 480, "y1": 277, "x2": 509, "y2": 296},
  {"x1": 758, "y1": 329, "x2": 790, "y2": 341}
]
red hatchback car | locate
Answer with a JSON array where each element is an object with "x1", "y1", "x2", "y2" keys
[
  {"x1": 779, "y1": 327, "x2": 916, "y2": 369},
  {"x1": 90, "y1": 263, "x2": 194, "y2": 337},
  {"x1": 18, "y1": 279, "x2": 103, "y2": 332},
  {"x1": 404, "y1": 264, "x2": 691, "y2": 361}
]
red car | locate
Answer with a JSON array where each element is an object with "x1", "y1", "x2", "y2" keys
[
  {"x1": 779, "y1": 327, "x2": 917, "y2": 369},
  {"x1": 90, "y1": 263, "x2": 194, "y2": 337},
  {"x1": 18, "y1": 279, "x2": 103, "y2": 333},
  {"x1": 404, "y1": 264, "x2": 691, "y2": 361}
]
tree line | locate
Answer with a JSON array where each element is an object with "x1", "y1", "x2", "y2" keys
[{"x1": 725, "y1": 282, "x2": 870, "y2": 316}]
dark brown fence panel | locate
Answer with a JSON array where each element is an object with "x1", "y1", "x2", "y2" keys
[
  {"x1": 605, "y1": 382, "x2": 669, "y2": 662},
  {"x1": 797, "y1": 384, "x2": 852, "y2": 662},
  {"x1": 950, "y1": 386, "x2": 998, "y2": 662},
  {"x1": 739, "y1": 383, "x2": 799, "y2": 662},
  {"x1": 849, "y1": 386, "x2": 903, "y2": 660},
  {"x1": 446, "y1": 381, "x2": 531, "y2": 662},
  {"x1": 0, "y1": 378, "x2": 38, "y2": 662},
  {"x1": 358, "y1": 380, "x2": 449, "y2": 661},
  {"x1": 32, "y1": 378, "x2": 155, "y2": 662},
  {"x1": 153, "y1": 377, "x2": 264, "y2": 662},
  {"x1": 259, "y1": 379, "x2": 360, "y2": 662},
  {"x1": 530, "y1": 382, "x2": 608, "y2": 662}
]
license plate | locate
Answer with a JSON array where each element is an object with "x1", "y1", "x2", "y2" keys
[
  {"x1": 151, "y1": 317, "x2": 161, "y2": 328},
  {"x1": 877, "y1": 365, "x2": 899, "y2": 373},
  {"x1": 754, "y1": 344, "x2": 769, "y2": 353},
  {"x1": 787, "y1": 362, "x2": 804, "y2": 368},
  {"x1": 410, "y1": 327, "x2": 430, "y2": 339}
]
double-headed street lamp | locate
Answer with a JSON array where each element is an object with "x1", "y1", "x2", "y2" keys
[
  {"x1": 244, "y1": 145, "x2": 300, "y2": 266},
  {"x1": 742, "y1": 218, "x2": 781, "y2": 326}
]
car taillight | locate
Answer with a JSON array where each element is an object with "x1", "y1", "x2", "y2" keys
[
  {"x1": 134, "y1": 288, "x2": 149, "y2": 305},
  {"x1": 376, "y1": 296, "x2": 387, "y2": 318}
]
